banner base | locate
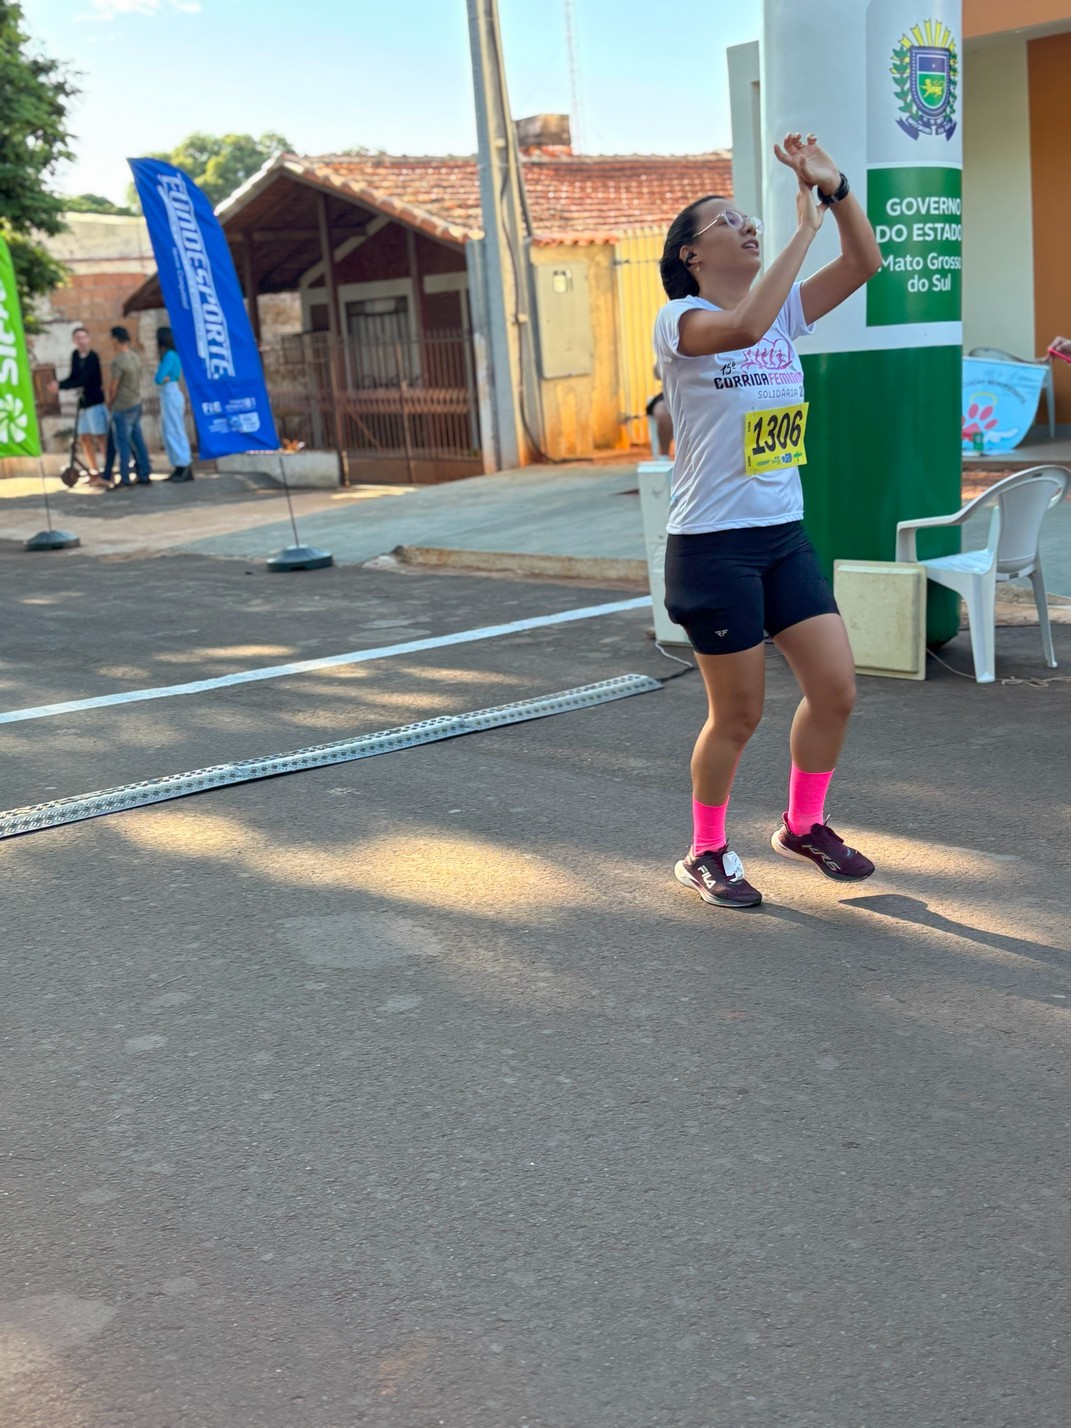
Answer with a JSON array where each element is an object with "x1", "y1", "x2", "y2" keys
[
  {"x1": 25, "y1": 530, "x2": 80, "y2": 552},
  {"x1": 267, "y1": 544, "x2": 334, "y2": 572}
]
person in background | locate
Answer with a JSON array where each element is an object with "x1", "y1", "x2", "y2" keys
[
  {"x1": 155, "y1": 327, "x2": 194, "y2": 482},
  {"x1": 646, "y1": 363, "x2": 674, "y2": 456},
  {"x1": 48, "y1": 326, "x2": 109, "y2": 485},
  {"x1": 105, "y1": 326, "x2": 151, "y2": 489}
]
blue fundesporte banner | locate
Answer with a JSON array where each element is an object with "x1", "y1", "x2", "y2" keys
[{"x1": 129, "y1": 157, "x2": 279, "y2": 458}]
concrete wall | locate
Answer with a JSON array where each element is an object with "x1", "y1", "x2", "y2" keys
[
  {"x1": 962, "y1": 37, "x2": 1036, "y2": 358},
  {"x1": 727, "y1": 42, "x2": 762, "y2": 221},
  {"x1": 530, "y1": 243, "x2": 622, "y2": 461},
  {"x1": 30, "y1": 213, "x2": 158, "y2": 373}
]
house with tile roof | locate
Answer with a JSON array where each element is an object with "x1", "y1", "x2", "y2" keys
[{"x1": 125, "y1": 128, "x2": 732, "y2": 482}]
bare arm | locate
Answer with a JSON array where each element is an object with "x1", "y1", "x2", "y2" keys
[
  {"x1": 771, "y1": 133, "x2": 882, "y2": 324},
  {"x1": 800, "y1": 191, "x2": 883, "y2": 324},
  {"x1": 678, "y1": 179, "x2": 823, "y2": 356}
]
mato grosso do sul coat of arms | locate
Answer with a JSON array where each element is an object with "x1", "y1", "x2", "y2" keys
[{"x1": 891, "y1": 20, "x2": 958, "y2": 140}]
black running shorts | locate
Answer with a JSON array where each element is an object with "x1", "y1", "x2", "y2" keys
[{"x1": 664, "y1": 520, "x2": 839, "y2": 655}]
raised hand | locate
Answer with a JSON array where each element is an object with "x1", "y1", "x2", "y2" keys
[
  {"x1": 795, "y1": 176, "x2": 824, "y2": 236},
  {"x1": 774, "y1": 132, "x2": 840, "y2": 194}
]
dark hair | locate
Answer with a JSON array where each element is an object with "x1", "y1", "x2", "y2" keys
[
  {"x1": 659, "y1": 194, "x2": 729, "y2": 299},
  {"x1": 110, "y1": 325, "x2": 131, "y2": 343},
  {"x1": 72, "y1": 325, "x2": 89, "y2": 338},
  {"x1": 156, "y1": 326, "x2": 176, "y2": 354}
]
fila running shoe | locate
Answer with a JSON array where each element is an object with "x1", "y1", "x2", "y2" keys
[{"x1": 674, "y1": 847, "x2": 763, "y2": 909}]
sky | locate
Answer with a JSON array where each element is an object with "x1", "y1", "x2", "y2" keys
[{"x1": 22, "y1": 0, "x2": 762, "y2": 203}]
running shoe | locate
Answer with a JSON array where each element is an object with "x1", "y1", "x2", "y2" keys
[
  {"x1": 674, "y1": 847, "x2": 763, "y2": 909},
  {"x1": 771, "y1": 816, "x2": 874, "y2": 881}
]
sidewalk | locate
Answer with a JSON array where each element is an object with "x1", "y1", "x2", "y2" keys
[{"x1": 2, "y1": 458, "x2": 1069, "y2": 596}]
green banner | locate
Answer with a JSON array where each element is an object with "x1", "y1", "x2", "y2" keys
[
  {"x1": 866, "y1": 166, "x2": 962, "y2": 326},
  {"x1": 0, "y1": 237, "x2": 41, "y2": 458}
]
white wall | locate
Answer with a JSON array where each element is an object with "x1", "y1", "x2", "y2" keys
[
  {"x1": 962, "y1": 37, "x2": 1036, "y2": 356},
  {"x1": 728, "y1": 42, "x2": 762, "y2": 219}
]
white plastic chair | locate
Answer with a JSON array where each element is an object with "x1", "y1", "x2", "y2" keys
[
  {"x1": 968, "y1": 346, "x2": 1056, "y2": 442},
  {"x1": 895, "y1": 465, "x2": 1070, "y2": 683}
]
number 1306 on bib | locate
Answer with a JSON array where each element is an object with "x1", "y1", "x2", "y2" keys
[{"x1": 743, "y1": 401, "x2": 809, "y2": 477}]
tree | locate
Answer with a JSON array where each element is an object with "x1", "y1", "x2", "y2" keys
[
  {"x1": 0, "y1": 1, "x2": 76, "y2": 320},
  {"x1": 63, "y1": 193, "x2": 136, "y2": 216},
  {"x1": 129, "y1": 131, "x2": 292, "y2": 208}
]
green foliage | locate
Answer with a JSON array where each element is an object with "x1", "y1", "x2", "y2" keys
[
  {"x1": 127, "y1": 131, "x2": 292, "y2": 208},
  {"x1": 890, "y1": 41, "x2": 912, "y2": 118},
  {"x1": 0, "y1": 0, "x2": 76, "y2": 319},
  {"x1": 63, "y1": 192, "x2": 136, "y2": 215}
]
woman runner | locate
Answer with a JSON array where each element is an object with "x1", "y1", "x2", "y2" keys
[{"x1": 656, "y1": 132, "x2": 883, "y2": 910}]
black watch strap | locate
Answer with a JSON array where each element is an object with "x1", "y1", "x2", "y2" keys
[{"x1": 818, "y1": 172, "x2": 850, "y2": 207}]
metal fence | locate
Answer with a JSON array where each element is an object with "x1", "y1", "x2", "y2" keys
[{"x1": 261, "y1": 329, "x2": 482, "y2": 484}]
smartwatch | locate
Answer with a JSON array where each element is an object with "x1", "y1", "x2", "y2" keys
[{"x1": 818, "y1": 172, "x2": 850, "y2": 207}]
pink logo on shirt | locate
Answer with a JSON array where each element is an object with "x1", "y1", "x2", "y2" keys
[{"x1": 740, "y1": 338, "x2": 794, "y2": 372}]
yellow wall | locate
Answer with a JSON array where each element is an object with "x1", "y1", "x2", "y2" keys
[
  {"x1": 1029, "y1": 31, "x2": 1071, "y2": 421},
  {"x1": 613, "y1": 227, "x2": 666, "y2": 450},
  {"x1": 530, "y1": 243, "x2": 622, "y2": 460}
]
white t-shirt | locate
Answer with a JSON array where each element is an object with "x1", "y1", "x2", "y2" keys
[{"x1": 653, "y1": 283, "x2": 815, "y2": 534}]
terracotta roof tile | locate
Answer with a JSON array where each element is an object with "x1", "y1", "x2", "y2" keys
[{"x1": 289, "y1": 151, "x2": 734, "y2": 245}]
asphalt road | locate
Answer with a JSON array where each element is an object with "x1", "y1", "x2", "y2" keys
[{"x1": 1, "y1": 544, "x2": 1069, "y2": 1428}]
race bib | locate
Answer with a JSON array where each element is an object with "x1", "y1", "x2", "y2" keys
[{"x1": 744, "y1": 401, "x2": 809, "y2": 477}]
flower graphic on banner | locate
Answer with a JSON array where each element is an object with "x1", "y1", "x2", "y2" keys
[{"x1": 0, "y1": 394, "x2": 29, "y2": 447}]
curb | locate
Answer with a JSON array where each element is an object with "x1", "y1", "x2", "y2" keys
[{"x1": 392, "y1": 544, "x2": 648, "y2": 584}]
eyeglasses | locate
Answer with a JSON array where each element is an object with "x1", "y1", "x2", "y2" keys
[{"x1": 694, "y1": 209, "x2": 765, "y2": 238}]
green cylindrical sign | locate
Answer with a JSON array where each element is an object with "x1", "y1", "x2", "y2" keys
[
  {"x1": 762, "y1": 0, "x2": 963, "y2": 644},
  {"x1": 0, "y1": 237, "x2": 42, "y2": 459}
]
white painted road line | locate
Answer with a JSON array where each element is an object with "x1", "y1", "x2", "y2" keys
[{"x1": 0, "y1": 596, "x2": 653, "y2": 726}]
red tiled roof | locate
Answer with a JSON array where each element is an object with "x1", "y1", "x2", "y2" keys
[{"x1": 280, "y1": 151, "x2": 734, "y2": 245}]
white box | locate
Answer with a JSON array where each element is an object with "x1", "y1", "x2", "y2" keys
[
  {"x1": 637, "y1": 459, "x2": 689, "y2": 646},
  {"x1": 834, "y1": 559, "x2": 927, "y2": 680}
]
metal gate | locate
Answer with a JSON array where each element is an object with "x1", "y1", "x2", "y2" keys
[
  {"x1": 262, "y1": 328, "x2": 482, "y2": 484},
  {"x1": 613, "y1": 226, "x2": 666, "y2": 448}
]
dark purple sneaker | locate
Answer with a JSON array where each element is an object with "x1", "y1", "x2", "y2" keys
[
  {"x1": 674, "y1": 846, "x2": 763, "y2": 909},
  {"x1": 771, "y1": 815, "x2": 875, "y2": 881}
]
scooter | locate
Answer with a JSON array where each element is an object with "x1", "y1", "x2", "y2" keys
[{"x1": 59, "y1": 399, "x2": 105, "y2": 488}]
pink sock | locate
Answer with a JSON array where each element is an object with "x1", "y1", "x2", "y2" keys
[
  {"x1": 787, "y1": 765, "x2": 834, "y2": 835},
  {"x1": 692, "y1": 796, "x2": 729, "y2": 855}
]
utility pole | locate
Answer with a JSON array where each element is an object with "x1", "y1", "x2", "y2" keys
[{"x1": 466, "y1": 0, "x2": 541, "y2": 471}]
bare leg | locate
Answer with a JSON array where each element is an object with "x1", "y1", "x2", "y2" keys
[
  {"x1": 772, "y1": 614, "x2": 857, "y2": 772},
  {"x1": 691, "y1": 644, "x2": 766, "y2": 804},
  {"x1": 80, "y1": 433, "x2": 98, "y2": 471}
]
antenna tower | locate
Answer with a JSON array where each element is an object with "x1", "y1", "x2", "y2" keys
[{"x1": 564, "y1": 0, "x2": 585, "y2": 152}]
